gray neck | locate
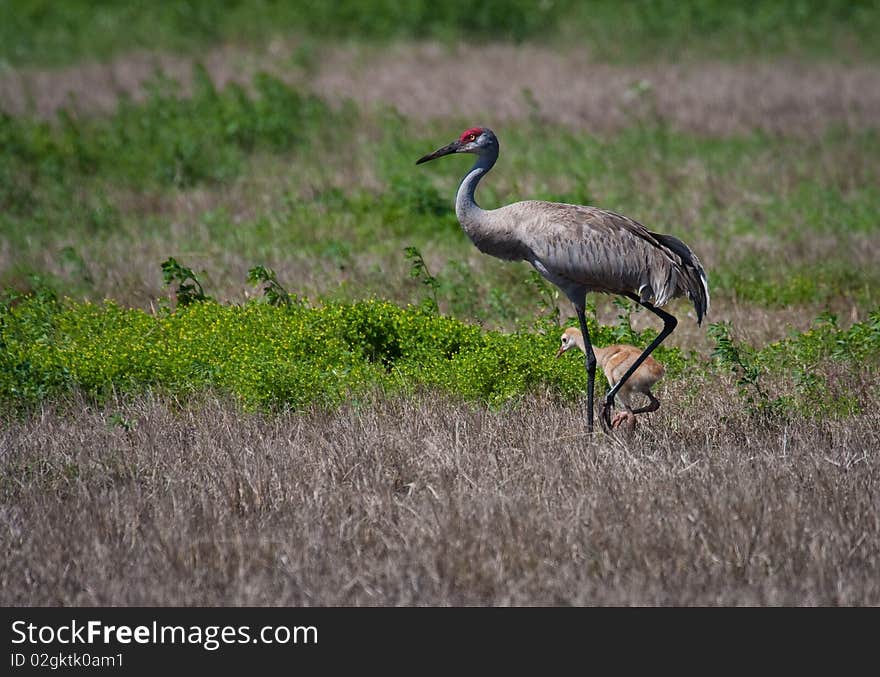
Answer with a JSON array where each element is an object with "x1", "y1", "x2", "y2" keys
[
  {"x1": 451, "y1": 145, "x2": 524, "y2": 262},
  {"x1": 455, "y1": 151, "x2": 496, "y2": 223}
]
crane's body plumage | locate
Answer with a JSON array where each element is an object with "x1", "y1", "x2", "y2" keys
[
  {"x1": 472, "y1": 200, "x2": 708, "y2": 321},
  {"x1": 418, "y1": 126, "x2": 709, "y2": 432}
]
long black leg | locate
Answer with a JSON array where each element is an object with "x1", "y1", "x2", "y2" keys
[
  {"x1": 575, "y1": 301, "x2": 598, "y2": 433},
  {"x1": 631, "y1": 393, "x2": 660, "y2": 415},
  {"x1": 601, "y1": 294, "x2": 677, "y2": 429}
]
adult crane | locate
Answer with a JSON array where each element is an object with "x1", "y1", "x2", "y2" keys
[{"x1": 417, "y1": 127, "x2": 709, "y2": 432}]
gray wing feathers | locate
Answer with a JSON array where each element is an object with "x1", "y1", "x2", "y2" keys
[{"x1": 503, "y1": 202, "x2": 709, "y2": 324}]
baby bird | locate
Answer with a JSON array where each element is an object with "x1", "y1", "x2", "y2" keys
[{"x1": 556, "y1": 327, "x2": 665, "y2": 431}]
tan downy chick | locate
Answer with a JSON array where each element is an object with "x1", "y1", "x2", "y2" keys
[{"x1": 556, "y1": 327, "x2": 665, "y2": 430}]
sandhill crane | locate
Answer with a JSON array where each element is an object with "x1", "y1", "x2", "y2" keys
[
  {"x1": 556, "y1": 327, "x2": 664, "y2": 431},
  {"x1": 417, "y1": 127, "x2": 708, "y2": 432}
]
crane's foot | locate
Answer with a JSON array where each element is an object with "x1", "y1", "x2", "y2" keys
[{"x1": 610, "y1": 411, "x2": 637, "y2": 432}]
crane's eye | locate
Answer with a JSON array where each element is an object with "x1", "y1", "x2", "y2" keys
[{"x1": 468, "y1": 134, "x2": 476, "y2": 142}]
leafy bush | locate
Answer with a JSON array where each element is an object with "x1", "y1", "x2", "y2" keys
[
  {"x1": 160, "y1": 257, "x2": 212, "y2": 307},
  {"x1": 248, "y1": 265, "x2": 297, "y2": 308},
  {"x1": 0, "y1": 293, "x2": 685, "y2": 411},
  {"x1": 709, "y1": 311, "x2": 880, "y2": 419},
  {"x1": 5, "y1": 282, "x2": 877, "y2": 417}
]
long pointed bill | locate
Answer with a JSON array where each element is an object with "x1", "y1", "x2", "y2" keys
[
  {"x1": 555, "y1": 346, "x2": 565, "y2": 359},
  {"x1": 416, "y1": 140, "x2": 461, "y2": 164}
]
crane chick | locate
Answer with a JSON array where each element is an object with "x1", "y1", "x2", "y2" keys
[{"x1": 556, "y1": 327, "x2": 664, "y2": 431}]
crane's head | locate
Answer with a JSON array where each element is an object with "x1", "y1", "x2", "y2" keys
[
  {"x1": 555, "y1": 327, "x2": 583, "y2": 358},
  {"x1": 416, "y1": 127, "x2": 498, "y2": 165}
]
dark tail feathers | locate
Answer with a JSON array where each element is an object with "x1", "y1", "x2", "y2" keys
[{"x1": 653, "y1": 233, "x2": 710, "y2": 325}]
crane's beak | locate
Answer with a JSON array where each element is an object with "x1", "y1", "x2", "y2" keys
[
  {"x1": 416, "y1": 140, "x2": 462, "y2": 165},
  {"x1": 555, "y1": 345, "x2": 565, "y2": 359}
]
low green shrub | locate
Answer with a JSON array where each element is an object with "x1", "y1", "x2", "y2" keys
[
  {"x1": 4, "y1": 281, "x2": 876, "y2": 415},
  {"x1": 0, "y1": 293, "x2": 685, "y2": 411},
  {"x1": 709, "y1": 311, "x2": 880, "y2": 419}
]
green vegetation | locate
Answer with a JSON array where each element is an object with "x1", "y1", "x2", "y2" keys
[
  {"x1": 710, "y1": 314, "x2": 880, "y2": 419},
  {"x1": 0, "y1": 285, "x2": 683, "y2": 411},
  {"x1": 2, "y1": 0, "x2": 878, "y2": 66},
  {"x1": 3, "y1": 276, "x2": 877, "y2": 418},
  {"x1": 0, "y1": 67, "x2": 340, "y2": 191}
]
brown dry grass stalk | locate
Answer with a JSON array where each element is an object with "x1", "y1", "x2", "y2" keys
[
  {"x1": 2, "y1": 42, "x2": 879, "y2": 135},
  {"x1": 2, "y1": 386, "x2": 878, "y2": 606}
]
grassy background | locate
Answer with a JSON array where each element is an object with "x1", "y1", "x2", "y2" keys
[
  {"x1": 3, "y1": 71, "x2": 878, "y2": 320},
  {"x1": 1, "y1": 1, "x2": 879, "y2": 606},
  {"x1": 2, "y1": 0, "x2": 879, "y2": 66}
]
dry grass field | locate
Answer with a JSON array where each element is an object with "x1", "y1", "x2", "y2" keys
[
  {"x1": 3, "y1": 385, "x2": 878, "y2": 606},
  {"x1": 2, "y1": 3, "x2": 879, "y2": 607}
]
